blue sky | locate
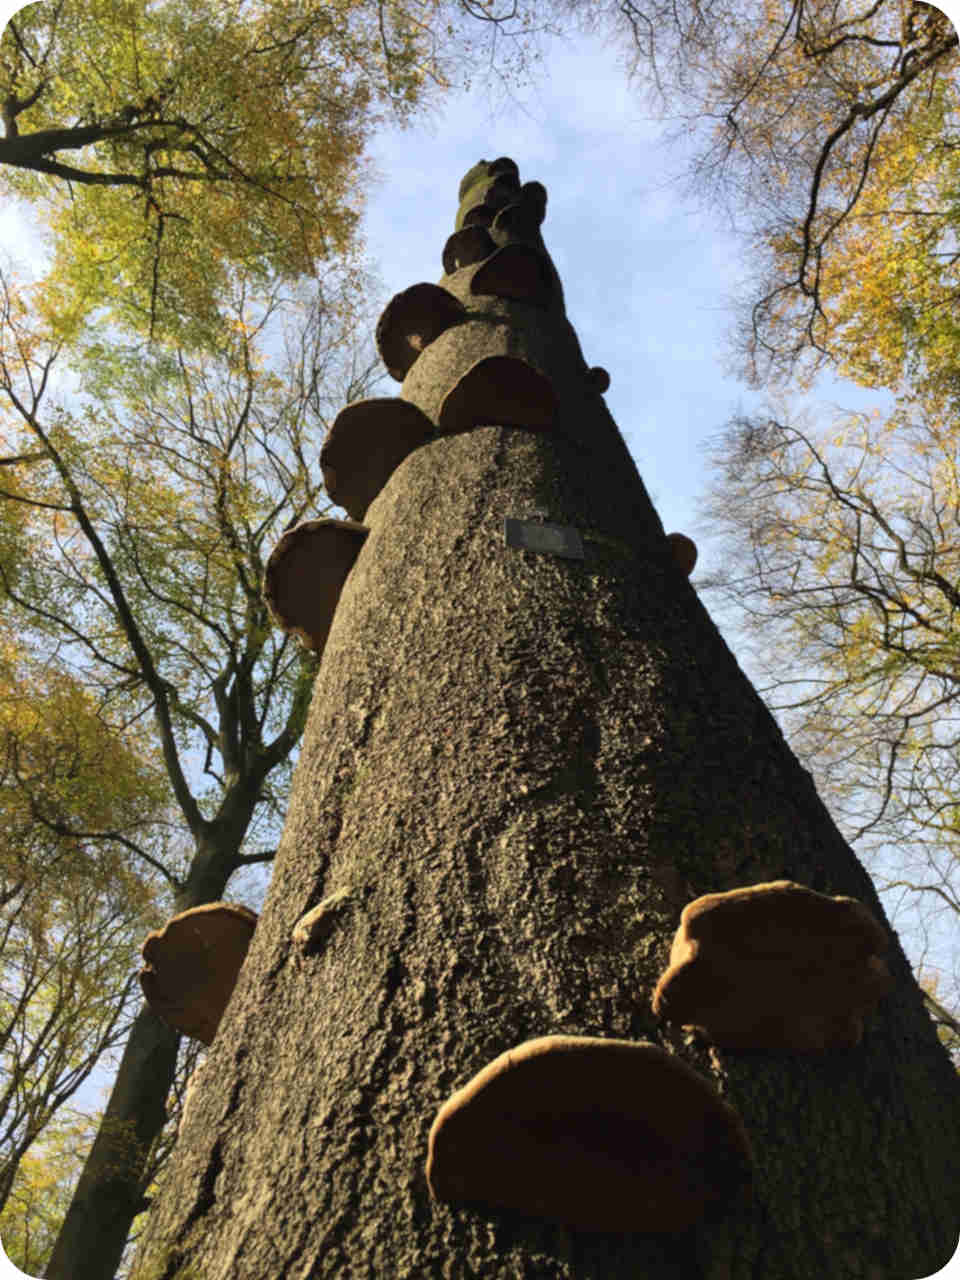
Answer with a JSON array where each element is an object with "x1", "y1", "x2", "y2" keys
[{"x1": 1, "y1": 4, "x2": 959, "y2": 1274}]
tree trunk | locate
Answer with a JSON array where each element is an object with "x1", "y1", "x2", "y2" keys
[
  {"x1": 45, "y1": 1004, "x2": 179, "y2": 1280},
  {"x1": 135, "y1": 160, "x2": 960, "y2": 1280},
  {"x1": 45, "y1": 834, "x2": 243, "y2": 1280}
]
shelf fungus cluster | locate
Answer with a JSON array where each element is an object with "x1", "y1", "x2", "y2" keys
[
  {"x1": 427, "y1": 1035, "x2": 753, "y2": 1233},
  {"x1": 252, "y1": 159, "x2": 904, "y2": 1242},
  {"x1": 426, "y1": 881, "x2": 891, "y2": 1232},
  {"x1": 262, "y1": 156, "x2": 622, "y2": 658},
  {"x1": 139, "y1": 903, "x2": 258, "y2": 1045},
  {"x1": 652, "y1": 881, "x2": 894, "y2": 1052}
]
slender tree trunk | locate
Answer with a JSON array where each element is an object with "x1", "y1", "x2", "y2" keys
[
  {"x1": 46, "y1": 1004, "x2": 179, "y2": 1280},
  {"x1": 135, "y1": 160, "x2": 960, "y2": 1280},
  {"x1": 45, "y1": 831, "x2": 244, "y2": 1280}
]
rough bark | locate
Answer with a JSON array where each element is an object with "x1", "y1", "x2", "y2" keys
[{"x1": 135, "y1": 160, "x2": 960, "y2": 1280}]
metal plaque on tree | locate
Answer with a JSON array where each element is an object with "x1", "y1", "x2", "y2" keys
[{"x1": 504, "y1": 517, "x2": 585, "y2": 560}]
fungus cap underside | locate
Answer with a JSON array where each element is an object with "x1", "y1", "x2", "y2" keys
[
  {"x1": 320, "y1": 400, "x2": 435, "y2": 521},
  {"x1": 470, "y1": 244, "x2": 553, "y2": 307},
  {"x1": 375, "y1": 284, "x2": 466, "y2": 382},
  {"x1": 665, "y1": 532, "x2": 698, "y2": 576},
  {"x1": 139, "y1": 902, "x2": 258, "y2": 1045},
  {"x1": 438, "y1": 356, "x2": 557, "y2": 435},
  {"x1": 652, "y1": 880, "x2": 894, "y2": 1051},
  {"x1": 442, "y1": 226, "x2": 496, "y2": 277},
  {"x1": 263, "y1": 518, "x2": 368, "y2": 653},
  {"x1": 427, "y1": 1034, "x2": 752, "y2": 1233}
]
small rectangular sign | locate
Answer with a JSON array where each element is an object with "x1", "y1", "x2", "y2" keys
[{"x1": 504, "y1": 517, "x2": 585, "y2": 560}]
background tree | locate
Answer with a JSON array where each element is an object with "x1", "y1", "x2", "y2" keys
[
  {"x1": 0, "y1": 0, "x2": 446, "y2": 344},
  {"x1": 696, "y1": 394, "x2": 960, "y2": 1012},
  {"x1": 0, "y1": 1109, "x2": 97, "y2": 1276},
  {"x1": 0, "y1": 645, "x2": 167, "y2": 1217},
  {"x1": 0, "y1": 259, "x2": 387, "y2": 1278},
  {"x1": 0, "y1": 0, "x2": 550, "y2": 347}
]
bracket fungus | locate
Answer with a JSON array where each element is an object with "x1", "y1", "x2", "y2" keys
[
  {"x1": 375, "y1": 284, "x2": 466, "y2": 381},
  {"x1": 490, "y1": 200, "x2": 542, "y2": 246},
  {"x1": 438, "y1": 356, "x2": 558, "y2": 435},
  {"x1": 652, "y1": 880, "x2": 894, "y2": 1052},
  {"x1": 442, "y1": 226, "x2": 496, "y2": 277},
  {"x1": 320, "y1": 400, "x2": 434, "y2": 521},
  {"x1": 263, "y1": 518, "x2": 368, "y2": 653},
  {"x1": 586, "y1": 366, "x2": 611, "y2": 394},
  {"x1": 469, "y1": 244, "x2": 554, "y2": 307},
  {"x1": 427, "y1": 1034, "x2": 752, "y2": 1234},
  {"x1": 665, "y1": 532, "x2": 698, "y2": 577},
  {"x1": 139, "y1": 903, "x2": 257, "y2": 1045}
]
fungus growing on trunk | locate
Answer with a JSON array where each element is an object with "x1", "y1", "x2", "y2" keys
[
  {"x1": 490, "y1": 183, "x2": 548, "y2": 245},
  {"x1": 460, "y1": 181, "x2": 517, "y2": 228},
  {"x1": 652, "y1": 880, "x2": 894, "y2": 1051},
  {"x1": 263, "y1": 518, "x2": 368, "y2": 653},
  {"x1": 586, "y1": 366, "x2": 611, "y2": 393},
  {"x1": 375, "y1": 285, "x2": 466, "y2": 381},
  {"x1": 469, "y1": 244, "x2": 553, "y2": 307},
  {"x1": 319, "y1": 401, "x2": 434, "y2": 521},
  {"x1": 139, "y1": 903, "x2": 257, "y2": 1045},
  {"x1": 438, "y1": 356, "x2": 557, "y2": 435},
  {"x1": 665, "y1": 532, "x2": 698, "y2": 576},
  {"x1": 427, "y1": 1034, "x2": 752, "y2": 1233},
  {"x1": 442, "y1": 226, "x2": 496, "y2": 276}
]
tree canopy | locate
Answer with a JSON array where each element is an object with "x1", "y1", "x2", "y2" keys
[
  {"x1": 0, "y1": 0, "x2": 446, "y2": 342},
  {"x1": 568, "y1": 0, "x2": 959, "y2": 387},
  {"x1": 0, "y1": 263, "x2": 379, "y2": 873},
  {"x1": 0, "y1": 642, "x2": 167, "y2": 1220},
  {"x1": 697, "y1": 394, "x2": 960, "y2": 976}
]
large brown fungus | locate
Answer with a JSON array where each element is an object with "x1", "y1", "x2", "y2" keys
[
  {"x1": 470, "y1": 244, "x2": 553, "y2": 307},
  {"x1": 460, "y1": 181, "x2": 517, "y2": 228},
  {"x1": 665, "y1": 532, "x2": 698, "y2": 576},
  {"x1": 652, "y1": 880, "x2": 894, "y2": 1051},
  {"x1": 438, "y1": 355, "x2": 557, "y2": 434},
  {"x1": 427, "y1": 1035, "x2": 752, "y2": 1233},
  {"x1": 139, "y1": 903, "x2": 257, "y2": 1045},
  {"x1": 442, "y1": 226, "x2": 496, "y2": 276},
  {"x1": 487, "y1": 182, "x2": 548, "y2": 247},
  {"x1": 375, "y1": 284, "x2": 466, "y2": 381},
  {"x1": 320, "y1": 400, "x2": 434, "y2": 521},
  {"x1": 263, "y1": 518, "x2": 367, "y2": 653}
]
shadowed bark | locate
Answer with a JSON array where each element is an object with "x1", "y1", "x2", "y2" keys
[{"x1": 134, "y1": 159, "x2": 960, "y2": 1280}]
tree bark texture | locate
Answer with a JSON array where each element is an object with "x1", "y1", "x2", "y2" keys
[{"x1": 136, "y1": 160, "x2": 960, "y2": 1280}]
